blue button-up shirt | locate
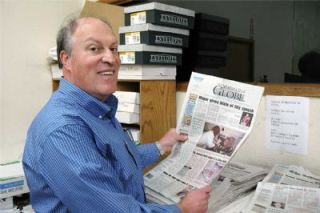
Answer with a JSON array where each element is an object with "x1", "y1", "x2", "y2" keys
[{"x1": 23, "y1": 79, "x2": 180, "y2": 213}]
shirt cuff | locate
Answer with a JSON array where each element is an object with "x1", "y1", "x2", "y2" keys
[{"x1": 155, "y1": 141, "x2": 165, "y2": 155}]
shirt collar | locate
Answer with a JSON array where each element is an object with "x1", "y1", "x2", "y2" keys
[{"x1": 58, "y1": 78, "x2": 118, "y2": 119}]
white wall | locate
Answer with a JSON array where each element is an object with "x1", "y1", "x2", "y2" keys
[
  {"x1": 233, "y1": 97, "x2": 320, "y2": 174},
  {"x1": 0, "y1": 2, "x2": 4, "y2": 157},
  {"x1": 177, "y1": 92, "x2": 320, "y2": 174},
  {"x1": 0, "y1": 0, "x2": 85, "y2": 163}
]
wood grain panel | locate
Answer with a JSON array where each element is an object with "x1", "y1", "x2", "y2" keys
[
  {"x1": 52, "y1": 80, "x2": 59, "y2": 91},
  {"x1": 140, "y1": 80, "x2": 176, "y2": 143},
  {"x1": 178, "y1": 82, "x2": 320, "y2": 97},
  {"x1": 257, "y1": 83, "x2": 320, "y2": 97}
]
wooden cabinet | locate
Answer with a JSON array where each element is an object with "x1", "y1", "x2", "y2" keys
[
  {"x1": 117, "y1": 80, "x2": 176, "y2": 144},
  {"x1": 53, "y1": 79, "x2": 176, "y2": 144}
]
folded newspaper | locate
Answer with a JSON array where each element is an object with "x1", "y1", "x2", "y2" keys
[
  {"x1": 241, "y1": 164, "x2": 320, "y2": 212},
  {"x1": 144, "y1": 72, "x2": 264, "y2": 204},
  {"x1": 208, "y1": 162, "x2": 268, "y2": 212}
]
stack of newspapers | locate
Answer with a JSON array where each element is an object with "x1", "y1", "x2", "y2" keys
[
  {"x1": 145, "y1": 161, "x2": 268, "y2": 210},
  {"x1": 208, "y1": 161, "x2": 268, "y2": 212},
  {"x1": 242, "y1": 164, "x2": 320, "y2": 213},
  {"x1": 144, "y1": 73, "x2": 265, "y2": 208}
]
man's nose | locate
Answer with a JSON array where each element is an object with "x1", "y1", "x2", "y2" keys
[{"x1": 101, "y1": 49, "x2": 117, "y2": 63}]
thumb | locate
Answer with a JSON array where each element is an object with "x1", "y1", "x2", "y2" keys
[
  {"x1": 178, "y1": 133, "x2": 188, "y2": 142},
  {"x1": 200, "y1": 185, "x2": 212, "y2": 193}
]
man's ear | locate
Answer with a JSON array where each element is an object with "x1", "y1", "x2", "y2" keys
[{"x1": 60, "y1": 50, "x2": 71, "y2": 70}]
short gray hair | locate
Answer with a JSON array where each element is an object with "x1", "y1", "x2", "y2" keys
[{"x1": 56, "y1": 15, "x2": 112, "y2": 68}]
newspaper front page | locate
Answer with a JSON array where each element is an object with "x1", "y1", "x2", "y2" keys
[{"x1": 144, "y1": 72, "x2": 264, "y2": 204}]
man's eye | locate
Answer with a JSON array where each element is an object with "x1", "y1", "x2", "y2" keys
[
  {"x1": 90, "y1": 46, "x2": 98, "y2": 52},
  {"x1": 110, "y1": 48, "x2": 118, "y2": 53}
]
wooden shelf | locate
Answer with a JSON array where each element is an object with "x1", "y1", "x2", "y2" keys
[
  {"x1": 118, "y1": 80, "x2": 176, "y2": 144},
  {"x1": 177, "y1": 81, "x2": 320, "y2": 97}
]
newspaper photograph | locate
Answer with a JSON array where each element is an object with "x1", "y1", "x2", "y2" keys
[{"x1": 144, "y1": 72, "x2": 264, "y2": 204}]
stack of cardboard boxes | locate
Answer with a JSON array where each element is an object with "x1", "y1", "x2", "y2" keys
[
  {"x1": 118, "y1": 2, "x2": 195, "y2": 80},
  {"x1": 177, "y1": 13, "x2": 230, "y2": 81}
]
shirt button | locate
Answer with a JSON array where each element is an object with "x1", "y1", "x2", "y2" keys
[{"x1": 98, "y1": 115, "x2": 103, "y2": 119}]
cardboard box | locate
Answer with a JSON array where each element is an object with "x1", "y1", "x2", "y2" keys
[
  {"x1": 81, "y1": 1, "x2": 124, "y2": 41},
  {"x1": 118, "y1": 75, "x2": 176, "y2": 80},
  {"x1": 119, "y1": 23, "x2": 189, "y2": 48},
  {"x1": 114, "y1": 91, "x2": 140, "y2": 104},
  {"x1": 117, "y1": 102, "x2": 140, "y2": 113},
  {"x1": 195, "y1": 13, "x2": 229, "y2": 35},
  {"x1": 119, "y1": 64, "x2": 176, "y2": 80},
  {"x1": 116, "y1": 111, "x2": 139, "y2": 124},
  {"x1": 118, "y1": 44, "x2": 182, "y2": 65},
  {"x1": 124, "y1": 2, "x2": 195, "y2": 29},
  {"x1": 98, "y1": 0, "x2": 136, "y2": 5},
  {"x1": 192, "y1": 32, "x2": 228, "y2": 52},
  {"x1": 119, "y1": 64, "x2": 176, "y2": 76}
]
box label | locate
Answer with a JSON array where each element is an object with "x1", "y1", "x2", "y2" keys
[
  {"x1": 155, "y1": 35, "x2": 183, "y2": 46},
  {"x1": 125, "y1": 32, "x2": 141, "y2": 44},
  {"x1": 120, "y1": 52, "x2": 135, "y2": 64},
  {"x1": 149, "y1": 54, "x2": 177, "y2": 64},
  {"x1": 130, "y1": 12, "x2": 146, "y2": 25},
  {"x1": 160, "y1": 14, "x2": 188, "y2": 27}
]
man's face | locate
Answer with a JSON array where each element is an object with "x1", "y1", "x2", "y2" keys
[
  {"x1": 224, "y1": 137, "x2": 235, "y2": 148},
  {"x1": 61, "y1": 17, "x2": 120, "y2": 101}
]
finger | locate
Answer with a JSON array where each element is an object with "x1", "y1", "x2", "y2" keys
[
  {"x1": 178, "y1": 134, "x2": 188, "y2": 141},
  {"x1": 199, "y1": 185, "x2": 212, "y2": 193}
]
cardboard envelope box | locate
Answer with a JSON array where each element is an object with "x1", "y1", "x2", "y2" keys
[
  {"x1": 119, "y1": 24, "x2": 189, "y2": 48},
  {"x1": 124, "y1": 2, "x2": 195, "y2": 29},
  {"x1": 119, "y1": 23, "x2": 189, "y2": 48},
  {"x1": 114, "y1": 91, "x2": 140, "y2": 104},
  {"x1": 119, "y1": 64, "x2": 176, "y2": 76},
  {"x1": 194, "y1": 13, "x2": 230, "y2": 36},
  {"x1": 118, "y1": 44, "x2": 182, "y2": 65},
  {"x1": 191, "y1": 32, "x2": 228, "y2": 52},
  {"x1": 116, "y1": 111, "x2": 139, "y2": 124}
]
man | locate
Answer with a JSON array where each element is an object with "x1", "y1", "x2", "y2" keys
[
  {"x1": 197, "y1": 125, "x2": 221, "y2": 150},
  {"x1": 23, "y1": 16, "x2": 211, "y2": 213},
  {"x1": 212, "y1": 136, "x2": 236, "y2": 156}
]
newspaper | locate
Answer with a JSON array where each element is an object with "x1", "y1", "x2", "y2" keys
[
  {"x1": 216, "y1": 192, "x2": 255, "y2": 213},
  {"x1": 242, "y1": 164, "x2": 320, "y2": 212},
  {"x1": 208, "y1": 162, "x2": 268, "y2": 212},
  {"x1": 263, "y1": 164, "x2": 320, "y2": 188},
  {"x1": 144, "y1": 72, "x2": 264, "y2": 204},
  {"x1": 245, "y1": 182, "x2": 320, "y2": 212}
]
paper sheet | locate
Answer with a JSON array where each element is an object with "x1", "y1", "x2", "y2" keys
[{"x1": 266, "y1": 95, "x2": 309, "y2": 155}]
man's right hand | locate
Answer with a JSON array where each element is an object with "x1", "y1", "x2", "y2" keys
[{"x1": 178, "y1": 185, "x2": 212, "y2": 213}]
